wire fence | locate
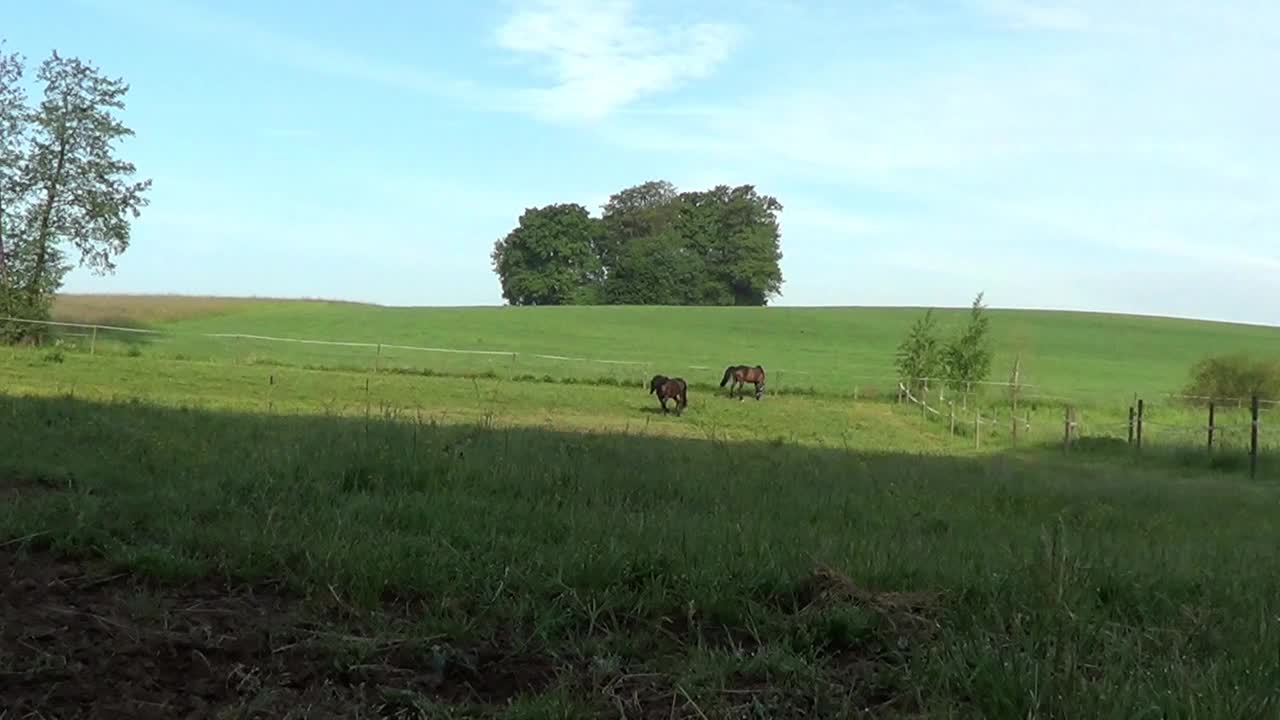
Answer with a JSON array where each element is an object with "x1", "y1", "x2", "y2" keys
[{"x1": 898, "y1": 380, "x2": 1275, "y2": 476}]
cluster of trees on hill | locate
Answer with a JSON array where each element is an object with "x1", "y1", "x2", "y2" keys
[
  {"x1": 490, "y1": 180, "x2": 785, "y2": 306},
  {"x1": 0, "y1": 41, "x2": 150, "y2": 341}
]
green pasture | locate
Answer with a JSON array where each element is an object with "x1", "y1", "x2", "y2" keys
[
  {"x1": 43, "y1": 295, "x2": 1280, "y2": 402},
  {"x1": 2, "y1": 384, "x2": 1278, "y2": 716},
  {"x1": 3, "y1": 295, "x2": 1279, "y2": 715}
]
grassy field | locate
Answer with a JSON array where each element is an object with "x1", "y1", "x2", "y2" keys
[
  {"x1": 44, "y1": 294, "x2": 1280, "y2": 402},
  {"x1": 2, "y1": 294, "x2": 1279, "y2": 717},
  {"x1": 3, "y1": 390, "x2": 1279, "y2": 717}
]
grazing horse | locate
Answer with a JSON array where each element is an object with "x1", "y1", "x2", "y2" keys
[
  {"x1": 720, "y1": 365, "x2": 766, "y2": 400},
  {"x1": 649, "y1": 374, "x2": 689, "y2": 415}
]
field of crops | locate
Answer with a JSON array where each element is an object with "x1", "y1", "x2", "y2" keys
[{"x1": 2, "y1": 295, "x2": 1279, "y2": 717}]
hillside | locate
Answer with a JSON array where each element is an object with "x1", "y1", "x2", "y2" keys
[{"x1": 49, "y1": 293, "x2": 1280, "y2": 400}]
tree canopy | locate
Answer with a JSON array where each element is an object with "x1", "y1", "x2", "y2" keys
[{"x1": 491, "y1": 180, "x2": 784, "y2": 306}]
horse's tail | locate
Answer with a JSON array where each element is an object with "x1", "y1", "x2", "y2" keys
[{"x1": 720, "y1": 366, "x2": 733, "y2": 387}]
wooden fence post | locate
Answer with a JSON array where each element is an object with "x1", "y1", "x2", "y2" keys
[
  {"x1": 1128, "y1": 406, "x2": 1135, "y2": 445},
  {"x1": 975, "y1": 409, "x2": 981, "y2": 450},
  {"x1": 1251, "y1": 395, "x2": 1260, "y2": 479},
  {"x1": 1136, "y1": 399, "x2": 1145, "y2": 451},
  {"x1": 90, "y1": 326, "x2": 98, "y2": 356},
  {"x1": 375, "y1": 343, "x2": 383, "y2": 373},
  {"x1": 949, "y1": 402, "x2": 956, "y2": 436},
  {"x1": 1063, "y1": 406, "x2": 1072, "y2": 452},
  {"x1": 1207, "y1": 402, "x2": 1216, "y2": 454}
]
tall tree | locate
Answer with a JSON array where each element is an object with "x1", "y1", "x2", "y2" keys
[
  {"x1": 597, "y1": 179, "x2": 678, "y2": 285},
  {"x1": 491, "y1": 203, "x2": 603, "y2": 306},
  {"x1": 0, "y1": 42, "x2": 26, "y2": 300},
  {"x1": 600, "y1": 228, "x2": 701, "y2": 306},
  {"x1": 19, "y1": 50, "x2": 151, "y2": 312},
  {"x1": 896, "y1": 308, "x2": 942, "y2": 396},
  {"x1": 943, "y1": 292, "x2": 994, "y2": 395},
  {"x1": 671, "y1": 184, "x2": 784, "y2": 306}
]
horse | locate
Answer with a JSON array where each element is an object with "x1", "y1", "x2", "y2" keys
[
  {"x1": 649, "y1": 374, "x2": 689, "y2": 415},
  {"x1": 720, "y1": 365, "x2": 766, "y2": 400}
]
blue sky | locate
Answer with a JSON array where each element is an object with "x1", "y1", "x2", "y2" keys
[{"x1": 6, "y1": 1, "x2": 1279, "y2": 324}]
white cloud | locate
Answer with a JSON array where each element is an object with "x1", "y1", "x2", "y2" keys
[
  {"x1": 495, "y1": 0, "x2": 739, "y2": 122},
  {"x1": 589, "y1": 1, "x2": 1280, "y2": 285}
]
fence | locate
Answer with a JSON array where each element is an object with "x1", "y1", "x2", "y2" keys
[{"x1": 898, "y1": 381, "x2": 1274, "y2": 477}]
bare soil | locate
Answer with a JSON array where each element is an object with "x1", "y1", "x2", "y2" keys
[{"x1": 0, "y1": 546, "x2": 556, "y2": 719}]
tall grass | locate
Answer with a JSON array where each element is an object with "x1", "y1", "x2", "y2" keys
[{"x1": 2, "y1": 392, "x2": 1278, "y2": 716}]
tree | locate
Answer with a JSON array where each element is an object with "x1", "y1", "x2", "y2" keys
[
  {"x1": 598, "y1": 179, "x2": 677, "y2": 274},
  {"x1": 895, "y1": 308, "x2": 942, "y2": 397},
  {"x1": 943, "y1": 292, "x2": 994, "y2": 396},
  {"x1": 0, "y1": 42, "x2": 27, "y2": 322},
  {"x1": 600, "y1": 182, "x2": 784, "y2": 306},
  {"x1": 491, "y1": 203, "x2": 603, "y2": 306},
  {"x1": 600, "y1": 228, "x2": 701, "y2": 305},
  {"x1": 0, "y1": 44, "x2": 151, "y2": 340},
  {"x1": 671, "y1": 184, "x2": 783, "y2": 306}
]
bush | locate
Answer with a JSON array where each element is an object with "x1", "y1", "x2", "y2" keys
[{"x1": 1184, "y1": 353, "x2": 1280, "y2": 403}]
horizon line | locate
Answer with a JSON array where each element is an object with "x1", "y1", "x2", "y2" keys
[{"x1": 53, "y1": 292, "x2": 1280, "y2": 331}]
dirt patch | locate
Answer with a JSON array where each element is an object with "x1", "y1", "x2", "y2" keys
[
  {"x1": 0, "y1": 546, "x2": 556, "y2": 719},
  {"x1": 0, "y1": 473, "x2": 70, "y2": 499}
]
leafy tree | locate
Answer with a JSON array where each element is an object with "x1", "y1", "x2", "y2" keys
[
  {"x1": 0, "y1": 42, "x2": 28, "y2": 327},
  {"x1": 599, "y1": 182, "x2": 784, "y2": 306},
  {"x1": 601, "y1": 229, "x2": 701, "y2": 305},
  {"x1": 671, "y1": 184, "x2": 784, "y2": 306},
  {"x1": 943, "y1": 292, "x2": 994, "y2": 395},
  {"x1": 598, "y1": 179, "x2": 677, "y2": 274},
  {"x1": 491, "y1": 203, "x2": 603, "y2": 306},
  {"x1": 0, "y1": 44, "x2": 151, "y2": 340},
  {"x1": 895, "y1": 308, "x2": 942, "y2": 396}
]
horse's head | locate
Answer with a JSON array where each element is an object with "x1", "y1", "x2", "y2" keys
[{"x1": 649, "y1": 374, "x2": 667, "y2": 393}]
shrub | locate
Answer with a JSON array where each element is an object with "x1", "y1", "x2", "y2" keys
[{"x1": 1184, "y1": 353, "x2": 1280, "y2": 403}]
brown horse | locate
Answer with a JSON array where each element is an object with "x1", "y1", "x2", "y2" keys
[
  {"x1": 649, "y1": 374, "x2": 689, "y2": 415},
  {"x1": 720, "y1": 365, "x2": 766, "y2": 400}
]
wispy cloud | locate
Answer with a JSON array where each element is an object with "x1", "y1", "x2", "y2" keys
[
  {"x1": 590, "y1": 0, "x2": 1280, "y2": 284},
  {"x1": 495, "y1": 0, "x2": 739, "y2": 122}
]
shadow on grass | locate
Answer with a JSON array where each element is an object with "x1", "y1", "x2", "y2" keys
[
  {"x1": 2, "y1": 392, "x2": 1279, "y2": 718},
  {"x1": 1023, "y1": 433, "x2": 1274, "y2": 480}
]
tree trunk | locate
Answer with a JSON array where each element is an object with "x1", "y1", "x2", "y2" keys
[
  {"x1": 26, "y1": 138, "x2": 66, "y2": 307},
  {"x1": 0, "y1": 193, "x2": 7, "y2": 288}
]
